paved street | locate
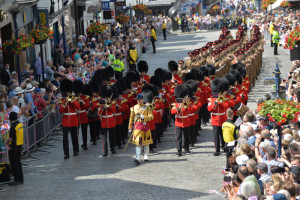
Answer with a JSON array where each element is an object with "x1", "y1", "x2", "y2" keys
[{"x1": 0, "y1": 30, "x2": 292, "y2": 199}]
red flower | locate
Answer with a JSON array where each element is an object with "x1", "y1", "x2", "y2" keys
[
  {"x1": 269, "y1": 116, "x2": 275, "y2": 122},
  {"x1": 277, "y1": 122, "x2": 282, "y2": 126},
  {"x1": 267, "y1": 114, "x2": 271, "y2": 117},
  {"x1": 282, "y1": 114, "x2": 287, "y2": 118},
  {"x1": 281, "y1": 119, "x2": 286, "y2": 123}
]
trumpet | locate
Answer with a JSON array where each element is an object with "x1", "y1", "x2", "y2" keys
[
  {"x1": 216, "y1": 95, "x2": 227, "y2": 103},
  {"x1": 145, "y1": 102, "x2": 155, "y2": 111}
]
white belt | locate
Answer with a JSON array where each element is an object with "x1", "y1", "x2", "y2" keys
[
  {"x1": 188, "y1": 114, "x2": 194, "y2": 116},
  {"x1": 211, "y1": 112, "x2": 225, "y2": 116},
  {"x1": 115, "y1": 113, "x2": 122, "y2": 116},
  {"x1": 176, "y1": 115, "x2": 188, "y2": 119},
  {"x1": 102, "y1": 114, "x2": 114, "y2": 118},
  {"x1": 77, "y1": 110, "x2": 86, "y2": 114},
  {"x1": 64, "y1": 113, "x2": 77, "y2": 116},
  {"x1": 157, "y1": 109, "x2": 163, "y2": 114}
]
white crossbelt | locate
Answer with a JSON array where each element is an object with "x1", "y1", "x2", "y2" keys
[
  {"x1": 77, "y1": 110, "x2": 86, "y2": 113},
  {"x1": 176, "y1": 115, "x2": 188, "y2": 119},
  {"x1": 102, "y1": 114, "x2": 114, "y2": 118},
  {"x1": 211, "y1": 112, "x2": 225, "y2": 116},
  {"x1": 115, "y1": 113, "x2": 122, "y2": 116},
  {"x1": 64, "y1": 113, "x2": 77, "y2": 116},
  {"x1": 188, "y1": 114, "x2": 194, "y2": 116}
]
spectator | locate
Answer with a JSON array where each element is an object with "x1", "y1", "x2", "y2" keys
[
  {"x1": 0, "y1": 63, "x2": 12, "y2": 86},
  {"x1": 34, "y1": 53, "x2": 42, "y2": 81},
  {"x1": 51, "y1": 72, "x2": 62, "y2": 88},
  {"x1": 237, "y1": 166, "x2": 261, "y2": 198},
  {"x1": 6, "y1": 112, "x2": 24, "y2": 185},
  {"x1": 44, "y1": 60, "x2": 54, "y2": 80},
  {"x1": 33, "y1": 88, "x2": 47, "y2": 120},
  {"x1": 256, "y1": 162, "x2": 272, "y2": 192},
  {"x1": 20, "y1": 63, "x2": 34, "y2": 83},
  {"x1": 77, "y1": 35, "x2": 85, "y2": 49}
]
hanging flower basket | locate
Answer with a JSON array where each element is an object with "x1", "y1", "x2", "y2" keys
[
  {"x1": 258, "y1": 99, "x2": 300, "y2": 126},
  {"x1": 2, "y1": 34, "x2": 34, "y2": 55},
  {"x1": 30, "y1": 24, "x2": 53, "y2": 44},
  {"x1": 86, "y1": 22, "x2": 107, "y2": 37},
  {"x1": 116, "y1": 14, "x2": 130, "y2": 24},
  {"x1": 284, "y1": 26, "x2": 300, "y2": 50},
  {"x1": 280, "y1": 1, "x2": 289, "y2": 7},
  {"x1": 133, "y1": 4, "x2": 147, "y2": 12},
  {"x1": 212, "y1": 5, "x2": 220, "y2": 11}
]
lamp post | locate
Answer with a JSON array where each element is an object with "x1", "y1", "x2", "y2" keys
[
  {"x1": 274, "y1": 62, "x2": 281, "y2": 99},
  {"x1": 12, "y1": 11, "x2": 21, "y2": 84}
]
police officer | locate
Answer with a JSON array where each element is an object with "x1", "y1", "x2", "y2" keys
[{"x1": 272, "y1": 26, "x2": 280, "y2": 55}]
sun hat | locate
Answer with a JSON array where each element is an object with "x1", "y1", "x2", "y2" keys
[
  {"x1": 14, "y1": 87, "x2": 24, "y2": 94},
  {"x1": 25, "y1": 84, "x2": 35, "y2": 92}
]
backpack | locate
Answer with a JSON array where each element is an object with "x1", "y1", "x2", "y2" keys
[{"x1": 0, "y1": 163, "x2": 11, "y2": 182}]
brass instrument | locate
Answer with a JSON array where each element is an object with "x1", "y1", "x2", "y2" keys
[
  {"x1": 104, "y1": 94, "x2": 114, "y2": 108},
  {"x1": 216, "y1": 95, "x2": 227, "y2": 103},
  {"x1": 63, "y1": 94, "x2": 77, "y2": 108}
]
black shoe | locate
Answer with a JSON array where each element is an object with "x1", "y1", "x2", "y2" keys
[
  {"x1": 81, "y1": 144, "x2": 84, "y2": 148},
  {"x1": 8, "y1": 181, "x2": 23, "y2": 186},
  {"x1": 176, "y1": 152, "x2": 182, "y2": 156},
  {"x1": 158, "y1": 139, "x2": 162, "y2": 143},
  {"x1": 93, "y1": 141, "x2": 97, "y2": 145},
  {"x1": 64, "y1": 155, "x2": 69, "y2": 159},
  {"x1": 185, "y1": 149, "x2": 191, "y2": 153},
  {"x1": 153, "y1": 145, "x2": 157, "y2": 149},
  {"x1": 74, "y1": 152, "x2": 79, "y2": 156},
  {"x1": 102, "y1": 153, "x2": 108, "y2": 157},
  {"x1": 111, "y1": 149, "x2": 116, "y2": 154},
  {"x1": 134, "y1": 159, "x2": 140, "y2": 165},
  {"x1": 213, "y1": 152, "x2": 220, "y2": 156},
  {"x1": 83, "y1": 147, "x2": 88, "y2": 150},
  {"x1": 144, "y1": 159, "x2": 149, "y2": 162}
]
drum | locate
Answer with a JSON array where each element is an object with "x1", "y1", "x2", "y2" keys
[{"x1": 237, "y1": 103, "x2": 249, "y2": 118}]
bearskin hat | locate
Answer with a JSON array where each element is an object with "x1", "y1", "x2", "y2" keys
[
  {"x1": 150, "y1": 76, "x2": 162, "y2": 89},
  {"x1": 224, "y1": 73, "x2": 236, "y2": 86},
  {"x1": 125, "y1": 71, "x2": 136, "y2": 83},
  {"x1": 240, "y1": 67, "x2": 246, "y2": 79},
  {"x1": 123, "y1": 77, "x2": 132, "y2": 90},
  {"x1": 132, "y1": 70, "x2": 140, "y2": 82},
  {"x1": 111, "y1": 85, "x2": 119, "y2": 99},
  {"x1": 185, "y1": 80, "x2": 198, "y2": 93},
  {"x1": 211, "y1": 78, "x2": 223, "y2": 93},
  {"x1": 90, "y1": 82, "x2": 99, "y2": 94},
  {"x1": 137, "y1": 60, "x2": 148, "y2": 73},
  {"x1": 168, "y1": 60, "x2": 178, "y2": 72},
  {"x1": 184, "y1": 72, "x2": 195, "y2": 83},
  {"x1": 100, "y1": 85, "x2": 113, "y2": 98},
  {"x1": 199, "y1": 66, "x2": 209, "y2": 77},
  {"x1": 154, "y1": 68, "x2": 166, "y2": 82},
  {"x1": 165, "y1": 70, "x2": 172, "y2": 81},
  {"x1": 152, "y1": 84, "x2": 159, "y2": 97},
  {"x1": 105, "y1": 66, "x2": 115, "y2": 78},
  {"x1": 73, "y1": 80, "x2": 84, "y2": 95},
  {"x1": 220, "y1": 78, "x2": 230, "y2": 92},
  {"x1": 83, "y1": 84, "x2": 93, "y2": 96},
  {"x1": 206, "y1": 64, "x2": 216, "y2": 75},
  {"x1": 114, "y1": 83, "x2": 124, "y2": 95},
  {"x1": 142, "y1": 83, "x2": 154, "y2": 93},
  {"x1": 60, "y1": 79, "x2": 73, "y2": 93},
  {"x1": 195, "y1": 70, "x2": 204, "y2": 82},
  {"x1": 231, "y1": 63, "x2": 241, "y2": 71},
  {"x1": 230, "y1": 69, "x2": 243, "y2": 84},
  {"x1": 186, "y1": 84, "x2": 194, "y2": 97},
  {"x1": 90, "y1": 74, "x2": 103, "y2": 87},
  {"x1": 142, "y1": 89, "x2": 153, "y2": 103},
  {"x1": 174, "y1": 84, "x2": 188, "y2": 98}
]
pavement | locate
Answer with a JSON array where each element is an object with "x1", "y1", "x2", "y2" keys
[{"x1": 0, "y1": 30, "x2": 293, "y2": 200}]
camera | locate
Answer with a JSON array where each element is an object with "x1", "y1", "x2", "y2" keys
[{"x1": 223, "y1": 176, "x2": 231, "y2": 183}]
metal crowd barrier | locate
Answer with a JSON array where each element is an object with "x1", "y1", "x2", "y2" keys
[{"x1": 0, "y1": 105, "x2": 62, "y2": 163}]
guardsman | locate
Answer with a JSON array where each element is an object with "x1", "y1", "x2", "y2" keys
[
  {"x1": 74, "y1": 80, "x2": 90, "y2": 150},
  {"x1": 59, "y1": 79, "x2": 80, "y2": 159},
  {"x1": 207, "y1": 78, "x2": 229, "y2": 156},
  {"x1": 171, "y1": 84, "x2": 191, "y2": 156},
  {"x1": 168, "y1": 60, "x2": 183, "y2": 84},
  {"x1": 128, "y1": 90, "x2": 154, "y2": 164},
  {"x1": 138, "y1": 60, "x2": 151, "y2": 84},
  {"x1": 99, "y1": 85, "x2": 116, "y2": 157}
]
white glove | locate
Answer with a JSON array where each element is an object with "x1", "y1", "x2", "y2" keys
[
  {"x1": 128, "y1": 129, "x2": 132, "y2": 133},
  {"x1": 140, "y1": 115, "x2": 144, "y2": 119}
]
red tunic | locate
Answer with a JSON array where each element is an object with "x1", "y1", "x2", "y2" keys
[
  {"x1": 140, "y1": 75, "x2": 150, "y2": 84},
  {"x1": 99, "y1": 103, "x2": 116, "y2": 128},
  {"x1": 77, "y1": 95, "x2": 90, "y2": 124},
  {"x1": 172, "y1": 74, "x2": 183, "y2": 84},
  {"x1": 89, "y1": 96, "x2": 101, "y2": 122},
  {"x1": 154, "y1": 98, "x2": 163, "y2": 124},
  {"x1": 207, "y1": 97, "x2": 229, "y2": 126},
  {"x1": 59, "y1": 99, "x2": 80, "y2": 127},
  {"x1": 115, "y1": 98, "x2": 128, "y2": 125},
  {"x1": 171, "y1": 103, "x2": 190, "y2": 128}
]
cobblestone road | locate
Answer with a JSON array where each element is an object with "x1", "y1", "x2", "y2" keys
[{"x1": 0, "y1": 30, "x2": 292, "y2": 200}]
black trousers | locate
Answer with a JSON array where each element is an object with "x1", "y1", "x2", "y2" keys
[
  {"x1": 89, "y1": 120, "x2": 98, "y2": 142},
  {"x1": 129, "y1": 63, "x2": 136, "y2": 71},
  {"x1": 163, "y1": 29, "x2": 166, "y2": 40},
  {"x1": 151, "y1": 38, "x2": 156, "y2": 53},
  {"x1": 123, "y1": 118, "x2": 130, "y2": 141},
  {"x1": 115, "y1": 71, "x2": 123, "y2": 80},
  {"x1": 63, "y1": 126, "x2": 79, "y2": 156},
  {"x1": 212, "y1": 126, "x2": 225, "y2": 153},
  {"x1": 156, "y1": 123, "x2": 162, "y2": 141},
  {"x1": 274, "y1": 43, "x2": 278, "y2": 55},
  {"x1": 189, "y1": 125, "x2": 195, "y2": 145},
  {"x1": 270, "y1": 35, "x2": 273, "y2": 47},
  {"x1": 79, "y1": 123, "x2": 88, "y2": 148},
  {"x1": 176, "y1": 126, "x2": 190, "y2": 152},
  {"x1": 8, "y1": 147, "x2": 23, "y2": 183},
  {"x1": 102, "y1": 128, "x2": 116, "y2": 154},
  {"x1": 115, "y1": 124, "x2": 123, "y2": 147},
  {"x1": 150, "y1": 129, "x2": 156, "y2": 151}
]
